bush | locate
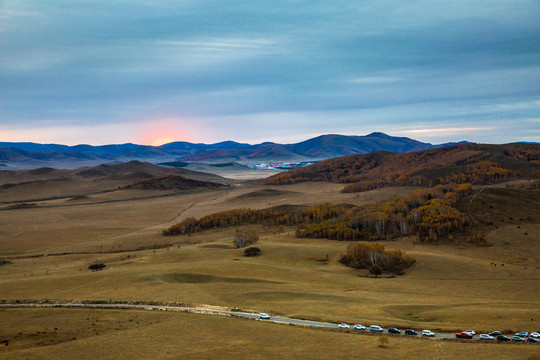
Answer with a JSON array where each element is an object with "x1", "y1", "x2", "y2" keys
[
  {"x1": 88, "y1": 263, "x2": 106, "y2": 271},
  {"x1": 378, "y1": 335, "x2": 389, "y2": 348},
  {"x1": 0, "y1": 260, "x2": 12, "y2": 266},
  {"x1": 339, "y1": 242, "x2": 415, "y2": 275},
  {"x1": 234, "y1": 231, "x2": 259, "y2": 248},
  {"x1": 244, "y1": 247, "x2": 261, "y2": 257},
  {"x1": 369, "y1": 264, "x2": 383, "y2": 277}
]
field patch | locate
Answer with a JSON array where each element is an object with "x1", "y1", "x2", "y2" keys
[
  {"x1": 234, "y1": 188, "x2": 297, "y2": 199},
  {"x1": 160, "y1": 273, "x2": 282, "y2": 284}
]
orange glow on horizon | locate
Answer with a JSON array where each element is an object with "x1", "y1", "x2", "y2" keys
[
  {"x1": 136, "y1": 118, "x2": 192, "y2": 146},
  {"x1": 150, "y1": 137, "x2": 176, "y2": 146}
]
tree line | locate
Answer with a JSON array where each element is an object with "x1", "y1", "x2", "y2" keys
[{"x1": 163, "y1": 183, "x2": 472, "y2": 243}]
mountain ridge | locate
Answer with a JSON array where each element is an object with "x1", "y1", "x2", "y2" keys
[{"x1": 1, "y1": 132, "x2": 468, "y2": 169}]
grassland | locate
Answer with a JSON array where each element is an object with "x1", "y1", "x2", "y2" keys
[
  {"x1": 1, "y1": 308, "x2": 538, "y2": 360},
  {"x1": 0, "y1": 166, "x2": 539, "y2": 359}
]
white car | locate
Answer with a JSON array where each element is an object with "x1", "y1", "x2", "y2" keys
[
  {"x1": 422, "y1": 330, "x2": 436, "y2": 337},
  {"x1": 259, "y1": 313, "x2": 270, "y2": 319},
  {"x1": 353, "y1": 324, "x2": 366, "y2": 330},
  {"x1": 369, "y1": 325, "x2": 384, "y2": 332},
  {"x1": 530, "y1": 332, "x2": 540, "y2": 338},
  {"x1": 479, "y1": 334, "x2": 495, "y2": 340},
  {"x1": 338, "y1": 323, "x2": 350, "y2": 329},
  {"x1": 464, "y1": 330, "x2": 476, "y2": 336}
]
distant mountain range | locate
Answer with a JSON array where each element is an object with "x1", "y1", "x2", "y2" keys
[{"x1": 0, "y1": 132, "x2": 467, "y2": 170}]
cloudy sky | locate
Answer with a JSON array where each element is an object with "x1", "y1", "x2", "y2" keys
[{"x1": 1, "y1": 1, "x2": 539, "y2": 145}]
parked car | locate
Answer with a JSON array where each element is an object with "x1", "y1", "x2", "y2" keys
[
  {"x1": 527, "y1": 337, "x2": 540, "y2": 343},
  {"x1": 463, "y1": 330, "x2": 476, "y2": 336},
  {"x1": 388, "y1": 328, "x2": 401, "y2": 334},
  {"x1": 259, "y1": 313, "x2": 270, "y2": 319},
  {"x1": 456, "y1": 332, "x2": 473, "y2": 339},
  {"x1": 422, "y1": 330, "x2": 436, "y2": 337},
  {"x1": 512, "y1": 336, "x2": 526, "y2": 342},
  {"x1": 353, "y1": 324, "x2": 366, "y2": 330},
  {"x1": 405, "y1": 329, "x2": 418, "y2": 336},
  {"x1": 497, "y1": 335, "x2": 511, "y2": 342},
  {"x1": 479, "y1": 334, "x2": 495, "y2": 340},
  {"x1": 515, "y1": 331, "x2": 529, "y2": 337},
  {"x1": 338, "y1": 323, "x2": 350, "y2": 329},
  {"x1": 369, "y1": 325, "x2": 384, "y2": 332},
  {"x1": 489, "y1": 331, "x2": 502, "y2": 336},
  {"x1": 530, "y1": 332, "x2": 540, "y2": 338}
]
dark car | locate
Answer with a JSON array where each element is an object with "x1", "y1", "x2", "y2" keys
[
  {"x1": 489, "y1": 331, "x2": 502, "y2": 336},
  {"x1": 388, "y1": 328, "x2": 401, "y2": 334},
  {"x1": 456, "y1": 332, "x2": 473, "y2": 339},
  {"x1": 405, "y1": 329, "x2": 418, "y2": 335},
  {"x1": 511, "y1": 336, "x2": 526, "y2": 342},
  {"x1": 497, "y1": 335, "x2": 511, "y2": 342},
  {"x1": 527, "y1": 337, "x2": 540, "y2": 343}
]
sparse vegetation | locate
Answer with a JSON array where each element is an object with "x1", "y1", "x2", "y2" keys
[
  {"x1": 123, "y1": 174, "x2": 224, "y2": 191},
  {"x1": 244, "y1": 247, "x2": 261, "y2": 257},
  {"x1": 234, "y1": 231, "x2": 259, "y2": 248},
  {"x1": 88, "y1": 263, "x2": 106, "y2": 271}
]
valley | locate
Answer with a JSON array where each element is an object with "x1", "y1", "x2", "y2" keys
[{"x1": 0, "y1": 145, "x2": 539, "y2": 359}]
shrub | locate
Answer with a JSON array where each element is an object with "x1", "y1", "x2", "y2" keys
[
  {"x1": 378, "y1": 335, "x2": 389, "y2": 348},
  {"x1": 234, "y1": 231, "x2": 259, "y2": 248},
  {"x1": 369, "y1": 264, "x2": 383, "y2": 277},
  {"x1": 244, "y1": 247, "x2": 261, "y2": 257},
  {"x1": 0, "y1": 260, "x2": 12, "y2": 266},
  {"x1": 340, "y1": 242, "x2": 415, "y2": 275},
  {"x1": 88, "y1": 263, "x2": 106, "y2": 271}
]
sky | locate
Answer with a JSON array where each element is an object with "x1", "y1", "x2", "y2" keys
[{"x1": 1, "y1": 1, "x2": 539, "y2": 146}]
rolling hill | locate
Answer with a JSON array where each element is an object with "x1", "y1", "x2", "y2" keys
[
  {"x1": 266, "y1": 142, "x2": 540, "y2": 191},
  {"x1": 0, "y1": 161, "x2": 229, "y2": 203},
  {"x1": 123, "y1": 174, "x2": 226, "y2": 191}
]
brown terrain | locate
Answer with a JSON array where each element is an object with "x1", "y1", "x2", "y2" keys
[{"x1": 0, "y1": 145, "x2": 539, "y2": 359}]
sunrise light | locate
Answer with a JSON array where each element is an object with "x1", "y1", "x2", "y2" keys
[{"x1": 136, "y1": 118, "x2": 192, "y2": 146}]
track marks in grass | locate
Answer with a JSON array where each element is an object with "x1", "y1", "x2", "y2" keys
[{"x1": 159, "y1": 273, "x2": 283, "y2": 284}]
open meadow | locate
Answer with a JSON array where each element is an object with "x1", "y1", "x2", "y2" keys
[{"x1": 0, "y1": 166, "x2": 539, "y2": 359}]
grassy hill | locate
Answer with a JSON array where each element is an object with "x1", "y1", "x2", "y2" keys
[
  {"x1": 123, "y1": 174, "x2": 226, "y2": 191},
  {"x1": 266, "y1": 143, "x2": 540, "y2": 191},
  {"x1": 0, "y1": 161, "x2": 230, "y2": 203}
]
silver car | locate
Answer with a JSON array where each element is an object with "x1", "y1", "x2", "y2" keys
[{"x1": 369, "y1": 325, "x2": 384, "y2": 332}]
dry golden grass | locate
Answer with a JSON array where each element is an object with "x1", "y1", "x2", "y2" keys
[
  {"x1": 0, "y1": 308, "x2": 538, "y2": 360},
  {"x1": 0, "y1": 179, "x2": 538, "y2": 358},
  {"x1": 0, "y1": 221, "x2": 538, "y2": 333}
]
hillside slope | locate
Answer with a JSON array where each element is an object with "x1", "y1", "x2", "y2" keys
[
  {"x1": 266, "y1": 143, "x2": 540, "y2": 191},
  {"x1": 0, "y1": 161, "x2": 230, "y2": 203}
]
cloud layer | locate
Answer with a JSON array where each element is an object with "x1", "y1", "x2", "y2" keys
[{"x1": 1, "y1": 1, "x2": 539, "y2": 144}]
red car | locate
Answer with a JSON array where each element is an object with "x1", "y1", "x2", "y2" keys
[{"x1": 456, "y1": 332, "x2": 473, "y2": 339}]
